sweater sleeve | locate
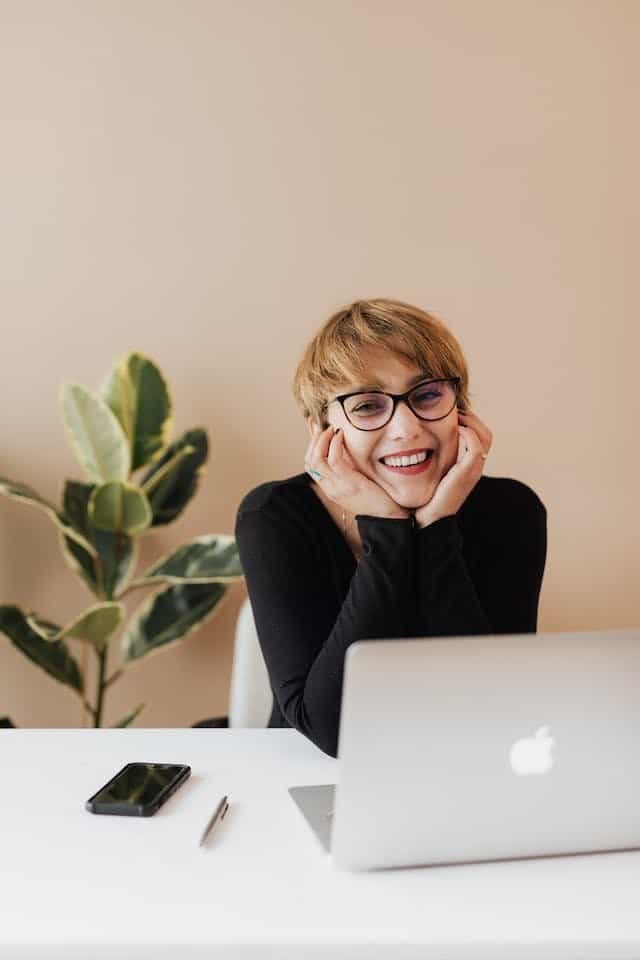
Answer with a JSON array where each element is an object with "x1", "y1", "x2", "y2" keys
[
  {"x1": 235, "y1": 502, "x2": 415, "y2": 757},
  {"x1": 414, "y1": 480, "x2": 547, "y2": 637}
]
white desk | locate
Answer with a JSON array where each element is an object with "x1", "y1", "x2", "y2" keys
[{"x1": 1, "y1": 729, "x2": 639, "y2": 959}]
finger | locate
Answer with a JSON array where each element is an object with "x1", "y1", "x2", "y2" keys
[
  {"x1": 304, "y1": 433, "x2": 320, "y2": 472},
  {"x1": 326, "y1": 427, "x2": 343, "y2": 469},
  {"x1": 306, "y1": 426, "x2": 338, "y2": 480},
  {"x1": 303, "y1": 440, "x2": 315, "y2": 473},
  {"x1": 460, "y1": 424, "x2": 489, "y2": 462},
  {"x1": 459, "y1": 415, "x2": 491, "y2": 458},
  {"x1": 317, "y1": 425, "x2": 337, "y2": 462},
  {"x1": 461, "y1": 424, "x2": 481, "y2": 450},
  {"x1": 308, "y1": 425, "x2": 335, "y2": 464},
  {"x1": 303, "y1": 443, "x2": 322, "y2": 478},
  {"x1": 458, "y1": 411, "x2": 492, "y2": 453},
  {"x1": 340, "y1": 436, "x2": 358, "y2": 469},
  {"x1": 328, "y1": 427, "x2": 356, "y2": 473},
  {"x1": 305, "y1": 424, "x2": 330, "y2": 475},
  {"x1": 330, "y1": 428, "x2": 356, "y2": 472},
  {"x1": 306, "y1": 420, "x2": 322, "y2": 455}
]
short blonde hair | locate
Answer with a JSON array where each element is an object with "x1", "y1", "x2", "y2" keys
[{"x1": 292, "y1": 298, "x2": 471, "y2": 424}]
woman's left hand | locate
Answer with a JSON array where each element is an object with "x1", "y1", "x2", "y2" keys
[{"x1": 414, "y1": 410, "x2": 493, "y2": 528}]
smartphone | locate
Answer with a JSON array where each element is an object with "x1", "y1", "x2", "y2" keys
[{"x1": 85, "y1": 762, "x2": 191, "y2": 817}]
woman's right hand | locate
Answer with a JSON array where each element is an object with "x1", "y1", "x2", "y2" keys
[{"x1": 304, "y1": 423, "x2": 410, "y2": 520}]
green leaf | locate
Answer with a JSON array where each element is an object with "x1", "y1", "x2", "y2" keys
[
  {"x1": 100, "y1": 364, "x2": 135, "y2": 448},
  {"x1": 0, "y1": 477, "x2": 96, "y2": 556},
  {"x1": 62, "y1": 481, "x2": 136, "y2": 598},
  {"x1": 126, "y1": 535, "x2": 242, "y2": 592},
  {"x1": 122, "y1": 582, "x2": 227, "y2": 663},
  {"x1": 26, "y1": 602, "x2": 125, "y2": 653},
  {"x1": 61, "y1": 383, "x2": 130, "y2": 483},
  {"x1": 89, "y1": 482, "x2": 152, "y2": 535},
  {"x1": 111, "y1": 702, "x2": 145, "y2": 728},
  {"x1": 0, "y1": 605, "x2": 83, "y2": 692},
  {"x1": 140, "y1": 445, "x2": 195, "y2": 498},
  {"x1": 0, "y1": 717, "x2": 16, "y2": 728},
  {"x1": 101, "y1": 353, "x2": 173, "y2": 471},
  {"x1": 139, "y1": 429, "x2": 209, "y2": 527}
]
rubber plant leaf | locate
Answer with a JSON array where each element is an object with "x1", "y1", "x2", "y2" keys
[
  {"x1": 88, "y1": 482, "x2": 152, "y2": 535},
  {"x1": 61, "y1": 480, "x2": 136, "y2": 598},
  {"x1": 101, "y1": 353, "x2": 173, "y2": 472},
  {"x1": 0, "y1": 477, "x2": 96, "y2": 556},
  {"x1": 26, "y1": 602, "x2": 125, "y2": 654},
  {"x1": 139, "y1": 429, "x2": 208, "y2": 527},
  {"x1": 125, "y1": 535, "x2": 242, "y2": 592},
  {"x1": 121, "y1": 583, "x2": 227, "y2": 663},
  {"x1": 61, "y1": 383, "x2": 130, "y2": 483},
  {"x1": 0, "y1": 606, "x2": 83, "y2": 692}
]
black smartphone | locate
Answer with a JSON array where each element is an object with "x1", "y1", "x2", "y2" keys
[{"x1": 85, "y1": 762, "x2": 191, "y2": 817}]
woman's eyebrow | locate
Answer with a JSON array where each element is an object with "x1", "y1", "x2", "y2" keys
[{"x1": 350, "y1": 372, "x2": 432, "y2": 392}]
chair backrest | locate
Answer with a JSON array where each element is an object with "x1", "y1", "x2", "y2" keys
[{"x1": 228, "y1": 596, "x2": 273, "y2": 728}]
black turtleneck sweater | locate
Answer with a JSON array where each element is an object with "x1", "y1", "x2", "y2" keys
[{"x1": 235, "y1": 472, "x2": 547, "y2": 758}]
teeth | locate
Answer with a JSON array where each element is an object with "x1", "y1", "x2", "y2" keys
[{"x1": 383, "y1": 451, "x2": 430, "y2": 467}]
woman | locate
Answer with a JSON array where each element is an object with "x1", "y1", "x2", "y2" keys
[{"x1": 235, "y1": 299, "x2": 547, "y2": 757}]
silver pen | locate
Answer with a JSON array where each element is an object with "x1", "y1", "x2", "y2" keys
[{"x1": 199, "y1": 794, "x2": 229, "y2": 846}]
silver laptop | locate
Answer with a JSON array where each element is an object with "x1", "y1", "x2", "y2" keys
[{"x1": 289, "y1": 628, "x2": 640, "y2": 870}]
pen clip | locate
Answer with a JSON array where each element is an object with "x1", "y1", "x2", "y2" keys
[{"x1": 199, "y1": 795, "x2": 230, "y2": 847}]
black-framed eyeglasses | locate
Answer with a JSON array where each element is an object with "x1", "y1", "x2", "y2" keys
[{"x1": 328, "y1": 377, "x2": 461, "y2": 431}]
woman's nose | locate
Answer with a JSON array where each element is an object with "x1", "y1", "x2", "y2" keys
[{"x1": 388, "y1": 398, "x2": 427, "y2": 437}]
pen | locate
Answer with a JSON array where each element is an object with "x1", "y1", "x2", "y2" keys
[{"x1": 199, "y1": 794, "x2": 229, "y2": 847}]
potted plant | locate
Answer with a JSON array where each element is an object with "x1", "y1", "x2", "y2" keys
[{"x1": 0, "y1": 352, "x2": 243, "y2": 727}]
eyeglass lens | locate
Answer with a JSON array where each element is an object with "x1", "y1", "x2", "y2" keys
[{"x1": 344, "y1": 380, "x2": 457, "y2": 429}]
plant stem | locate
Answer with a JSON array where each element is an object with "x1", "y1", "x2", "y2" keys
[
  {"x1": 94, "y1": 646, "x2": 108, "y2": 728},
  {"x1": 104, "y1": 668, "x2": 123, "y2": 690},
  {"x1": 94, "y1": 539, "x2": 122, "y2": 726},
  {"x1": 81, "y1": 697, "x2": 94, "y2": 720}
]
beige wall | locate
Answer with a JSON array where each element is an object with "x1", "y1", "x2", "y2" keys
[{"x1": 1, "y1": 0, "x2": 638, "y2": 727}]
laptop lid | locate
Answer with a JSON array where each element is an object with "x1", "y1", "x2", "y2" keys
[{"x1": 330, "y1": 628, "x2": 640, "y2": 871}]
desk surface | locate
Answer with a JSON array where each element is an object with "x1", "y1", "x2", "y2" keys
[{"x1": 1, "y1": 729, "x2": 639, "y2": 960}]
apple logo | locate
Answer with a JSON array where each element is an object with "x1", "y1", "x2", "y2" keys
[{"x1": 509, "y1": 725, "x2": 556, "y2": 776}]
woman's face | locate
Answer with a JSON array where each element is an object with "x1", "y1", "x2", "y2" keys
[{"x1": 316, "y1": 347, "x2": 460, "y2": 510}]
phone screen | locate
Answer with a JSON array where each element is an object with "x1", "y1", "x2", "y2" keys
[{"x1": 86, "y1": 762, "x2": 190, "y2": 815}]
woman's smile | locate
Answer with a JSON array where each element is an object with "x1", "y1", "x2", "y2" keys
[{"x1": 378, "y1": 448, "x2": 435, "y2": 475}]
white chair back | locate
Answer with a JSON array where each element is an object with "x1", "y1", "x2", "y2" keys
[{"x1": 228, "y1": 596, "x2": 272, "y2": 728}]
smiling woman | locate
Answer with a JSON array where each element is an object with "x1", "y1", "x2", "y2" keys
[{"x1": 235, "y1": 299, "x2": 547, "y2": 758}]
